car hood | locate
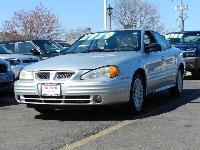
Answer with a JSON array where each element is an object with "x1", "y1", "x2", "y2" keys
[
  {"x1": 0, "y1": 54, "x2": 39, "y2": 60},
  {"x1": 25, "y1": 52, "x2": 139, "y2": 71}
]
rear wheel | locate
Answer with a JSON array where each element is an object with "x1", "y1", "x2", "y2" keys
[
  {"x1": 169, "y1": 69, "x2": 183, "y2": 96},
  {"x1": 128, "y1": 74, "x2": 145, "y2": 113}
]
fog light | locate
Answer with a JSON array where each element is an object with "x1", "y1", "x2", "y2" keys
[
  {"x1": 16, "y1": 95, "x2": 21, "y2": 101},
  {"x1": 93, "y1": 95, "x2": 103, "y2": 104}
]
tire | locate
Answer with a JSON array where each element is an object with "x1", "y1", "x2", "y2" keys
[
  {"x1": 169, "y1": 69, "x2": 183, "y2": 96},
  {"x1": 128, "y1": 74, "x2": 145, "y2": 113},
  {"x1": 34, "y1": 107, "x2": 55, "y2": 114}
]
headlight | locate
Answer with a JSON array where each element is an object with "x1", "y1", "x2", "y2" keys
[
  {"x1": 19, "y1": 69, "x2": 33, "y2": 80},
  {"x1": 81, "y1": 66, "x2": 119, "y2": 80}
]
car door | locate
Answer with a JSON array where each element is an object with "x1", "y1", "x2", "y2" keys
[
  {"x1": 143, "y1": 31, "x2": 164, "y2": 93},
  {"x1": 152, "y1": 32, "x2": 177, "y2": 87}
]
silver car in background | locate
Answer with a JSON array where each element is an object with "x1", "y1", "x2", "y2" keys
[
  {"x1": 0, "y1": 44, "x2": 40, "y2": 78},
  {"x1": 0, "y1": 58, "x2": 15, "y2": 92},
  {"x1": 15, "y1": 30, "x2": 185, "y2": 114}
]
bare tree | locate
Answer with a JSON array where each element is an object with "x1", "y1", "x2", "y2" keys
[
  {"x1": 1, "y1": 4, "x2": 64, "y2": 40},
  {"x1": 65, "y1": 27, "x2": 89, "y2": 44},
  {"x1": 113, "y1": 0, "x2": 166, "y2": 33}
]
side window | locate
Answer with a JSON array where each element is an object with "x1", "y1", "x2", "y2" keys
[
  {"x1": 144, "y1": 34, "x2": 152, "y2": 45},
  {"x1": 144, "y1": 31, "x2": 156, "y2": 47},
  {"x1": 17, "y1": 42, "x2": 37, "y2": 54},
  {"x1": 153, "y1": 32, "x2": 170, "y2": 50},
  {"x1": 3, "y1": 43, "x2": 15, "y2": 52}
]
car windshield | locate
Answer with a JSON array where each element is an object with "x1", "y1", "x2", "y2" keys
[
  {"x1": 165, "y1": 32, "x2": 200, "y2": 44},
  {"x1": 0, "y1": 44, "x2": 12, "y2": 54},
  {"x1": 32, "y1": 40, "x2": 63, "y2": 54},
  {"x1": 67, "y1": 31, "x2": 141, "y2": 53}
]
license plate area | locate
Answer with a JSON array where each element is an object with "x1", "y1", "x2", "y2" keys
[{"x1": 41, "y1": 83, "x2": 61, "y2": 96}]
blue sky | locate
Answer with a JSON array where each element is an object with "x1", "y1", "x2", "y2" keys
[{"x1": 0, "y1": 0, "x2": 199, "y2": 32}]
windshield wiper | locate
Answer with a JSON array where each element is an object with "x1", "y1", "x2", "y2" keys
[
  {"x1": 90, "y1": 49, "x2": 119, "y2": 52},
  {"x1": 0, "y1": 53, "x2": 12, "y2": 54},
  {"x1": 46, "y1": 51, "x2": 61, "y2": 54},
  {"x1": 64, "y1": 49, "x2": 119, "y2": 54},
  {"x1": 64, "y1": 50, "x2": 90, "y2": 54}
]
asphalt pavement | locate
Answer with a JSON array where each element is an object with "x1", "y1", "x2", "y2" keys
[{"x1": 0, "y1": 78, "x2": 200, "y2": 150}]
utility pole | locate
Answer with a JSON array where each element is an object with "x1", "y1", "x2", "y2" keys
[
  {"x1": 175, "y1": 0, "x2": 188, "y2": 32},
  {"x1": 107, "y1": 4, "x2": 113, "y2": 30}
]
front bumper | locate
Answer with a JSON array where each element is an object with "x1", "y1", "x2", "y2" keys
[
  {"x1": 14, "y1": 78, "x2": 131, "y2": 106},
  {"x1": 184, "y1": 57, "x2": 200, "y2": 72},
  {"x1": 0, "y1": 71, "x2": 15, "y2": 90}
]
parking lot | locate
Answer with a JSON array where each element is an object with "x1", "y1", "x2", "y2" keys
[{"x1": 0, "y1": 77, "x2": 200, "y2": 150}]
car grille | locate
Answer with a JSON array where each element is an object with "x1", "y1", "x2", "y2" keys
[
  {"x1": 55, "y1": 72, "x2": 75, "y2": 79},
  {"x1": 22, "y1": 95, "x2": 91, "y2": 104},
  {"x1": 0, "y1": 64, "x2": 7, "y2": 73},
  {"x1": 23, "y1": 60, "x2": 38, "y2": 63},
  {"x1": 36, "y1": 72, "x2": 50, "y2": 79},
  {"x1": 35, "y1": 72, "x2": 75, "y2": 80}
]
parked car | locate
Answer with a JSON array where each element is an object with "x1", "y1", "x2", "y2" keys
[
  {"x1": 14, "y1": 29, "x2": 184, "y2": 114},
  {"x1": 54, "y1": 40, "x2": 70, "y2": 49},
  {"x1": 0, "y1": 39, "x2": 64, "y2": 59},
  {"x1": 165, "y1": 31, "x2": 200, "y2": 78},
  {"x1": 0, "y1": 44, "x2": 40, "y2": 78},
  {"x1": 0, "y1": 58, "x2": 15, "y2": 92}
]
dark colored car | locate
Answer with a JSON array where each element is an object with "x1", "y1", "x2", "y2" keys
[
  {"x1": 0, "y1": 58, "x2": 15, "y2": 92},
  {"x1": 165, "y1": 31, "x2": 200, "y2": 78},
  {"x1": 54, "y1": 40, "x2": 70, "y2": 49},
  {"x1": 0, "y1": 39, "x2": 64, "y2": 59}
]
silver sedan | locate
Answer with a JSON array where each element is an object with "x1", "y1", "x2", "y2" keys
[
  {"x1": 0, "y1": 58, "x2": 15, "y2": 91},
  {"x1": 14, "y1": 30, "x2": 185, "y2": 114}
]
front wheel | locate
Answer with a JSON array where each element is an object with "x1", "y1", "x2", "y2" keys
[
  {"x1": 169, "y1": 69, "x2": 183, "y2": 96},
  {"x1": 128, "y1": 74, "x2": 145, "y2": 113}
]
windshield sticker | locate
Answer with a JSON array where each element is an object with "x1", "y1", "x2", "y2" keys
[
  {"x1": 104, "y1": 32, "x2": 115, "y2": 39},
  {"x1": 80, "y1": 32, "x2": 116, "y2": 41},
  {"x1": 87, "y1": 33, "x2": 99, "y2": 40},
  {"x1": 165, "y1": 34, "x2": 183, "y2": 39},
  {"x1": 95, "y1": 33, "x2": 107, "y2": 40},
  {"x1": 80, "y1": 34, "x2": 91, "y2": 41}
]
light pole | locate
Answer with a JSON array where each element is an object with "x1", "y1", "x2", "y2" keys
[
  {"x1": 175, "y1": 0, "x2": 188, "y2": 32},
  {"x1": 104, "y1": 0, "x2": 108, "y2": 30},
  {"x1": 107, "y1": 4, "x2": 113, "y2": 30}
]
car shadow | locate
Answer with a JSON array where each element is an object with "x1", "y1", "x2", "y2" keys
[
  {"x1": 0, "y1": 92, "x2": 18, "y2": 107},
  {"x1": 184, "y1": 74, "x2": 199, "y2": 80},
  {"x1": 34, "y1": 88, "x2": 200, "y2": 121}
]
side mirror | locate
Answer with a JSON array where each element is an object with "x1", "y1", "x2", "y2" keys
[
  {"x1": 30, "y1": 49, "x2": 41, "y2": 56},
  {"x1": 145, "y1": 43, "x2": 162, "y2": 53}
]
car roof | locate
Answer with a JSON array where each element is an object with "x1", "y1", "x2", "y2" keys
[
  {"x1": 0, "y1": 39, "x2": 52, "y2": 43},
  {"x1": 94, "y1": 29, "x2": 144, "y2": 33},
  {"x1": 166, "y1": 31, "x2": 200, "y2": 35}
]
